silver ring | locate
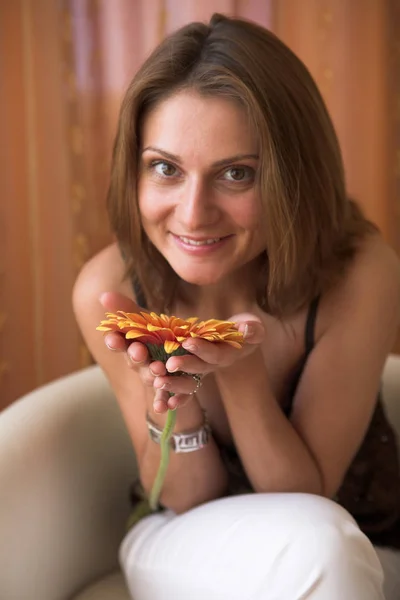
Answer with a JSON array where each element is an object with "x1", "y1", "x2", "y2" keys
[{"x1": 190, "y1": 373, "x2": 203, "y2": 395}]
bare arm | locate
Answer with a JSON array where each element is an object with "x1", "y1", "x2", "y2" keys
[
  {"x1": 216, "y1": 237, "x2": 400, "y2": 497},
  {"x1": 170, "y1": 236, "x2": 400, "y2": 497},
  {"x1": 72, "y1": 244, "x2": 228, "y2": 513},
  {"x1": 215, "y1": 349, "x2": 324, "y2": 494}
]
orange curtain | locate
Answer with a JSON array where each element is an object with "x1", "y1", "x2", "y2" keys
[{"x1": 1, "y1": 0, "x2": 399, "y2": 408}]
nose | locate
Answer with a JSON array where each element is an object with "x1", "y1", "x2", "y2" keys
[{"x1": 177, "y1": 177, "x2": 219, "y2": 231}]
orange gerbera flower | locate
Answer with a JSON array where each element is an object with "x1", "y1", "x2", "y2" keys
[{"x1": 97, "y1": 311, "x2": 244, "y2": 357}]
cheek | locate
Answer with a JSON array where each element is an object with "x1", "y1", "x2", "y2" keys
[
  {"x1": 138, "y1": 181, "x2": 171, "y2": 224},
  {"x1": 228, "y1": 197, "x2": 262, "y2": 229}
]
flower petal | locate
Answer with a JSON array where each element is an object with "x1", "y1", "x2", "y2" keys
[
  {"x1": 125, "y1": 331, "x2": 148, "y2": 340},
  {"x1": 164, "y1": 340, "x2": 180, "y2": 353}
]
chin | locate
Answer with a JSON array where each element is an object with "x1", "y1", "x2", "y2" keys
[{"x1": 172, "y1": 267, "x2": 225, "y2": 287}]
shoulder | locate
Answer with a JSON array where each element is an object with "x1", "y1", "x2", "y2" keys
[
  {"x1": 73, "y1": 243, "x2": 135, "y2": 315},
  {"x1": 72, "y1": 243, "x2": 134, "y2": 352},
  {"x1": 344, "y1": 232, "x2": 399, "y2": 295},
  {"x1": 319, "y1": 233, "x2": 400, "y2": 341},
  {"x1": 73, "y1": 243, "x2": 132, "y2": 300}
]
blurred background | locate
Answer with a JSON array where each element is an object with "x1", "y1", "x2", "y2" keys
[{"x1": 1, "y1": 0, "x2": 399, "y2": 409}]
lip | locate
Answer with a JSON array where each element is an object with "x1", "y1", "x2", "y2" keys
[{"x1": 171, "y1": 233, "x2": 232, "y2": 255}]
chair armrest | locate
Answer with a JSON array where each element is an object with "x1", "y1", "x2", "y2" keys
[{"x1": 0, "y1": 366, "x2": 137, "y2": 600}]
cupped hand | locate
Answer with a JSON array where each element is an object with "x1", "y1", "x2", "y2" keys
[
  {"x1": 99, "y1": 291, "x2": 204, "y2": 413},
  {"x1": 153, "y1": 312, "x2": 265, "y2": 405},
  {"x1": 99, "y1": 292, "x2": 166, "y2": 407}
]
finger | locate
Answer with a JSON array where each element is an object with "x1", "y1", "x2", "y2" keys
[
  {"x1": 181, "y1": 338, "x2": 239, "y2": 366},
  {"x1": 139, "y1": 361, "x2": 167, "y2": 387},
  {"x1": 176, "y1": 321, "x2": 264, "y2": 366},
  {"x1": 228, "y1": 314, "x2": 265, "y2": 345},
  {"x1": 153, "y1": 373, "x2": 202, "y2": 396},
  {"x1": 165, "y1": 354, "x2": 209, "y2": 376},
  {"x1": 149, "y1": 361, "x2": 167, "y2": 377},
  {"x1": 126, "y1": 341, "x2": 150, "y2": 365},
  {"x1": 236, "y1": 320, "x2": 265, "y2": 345},
  {"x1": 153, "y1": 389, "x2": 170, "y2": 413},
  {"x1": 167, "y1": 393, "x2": 191, "y2": 410},
  {"x1": 99, "y1": 291, "x2": 143, "y2": 313},
  {"x1": 103, "y1": 331, "x2": 129, "y2": 352},
  {"x1": 138, "y1": 364, "x2": 156, "y2": 387}
]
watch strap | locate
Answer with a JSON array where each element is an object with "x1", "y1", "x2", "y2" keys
[{"x1": 146, "y1": 410, "x2": 211, "y2": 453}]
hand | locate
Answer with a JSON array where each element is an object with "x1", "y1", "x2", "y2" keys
[
  {"x1": 153, "y1": 312, "x2": 265, "y2": 402},
  {"x1": 99, "y1": 292, "x2": 202, "y2": 413}
]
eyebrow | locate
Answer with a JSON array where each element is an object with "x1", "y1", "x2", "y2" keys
[{"x1": 142, "y1": 146, "x2": 259, "y2": 167}]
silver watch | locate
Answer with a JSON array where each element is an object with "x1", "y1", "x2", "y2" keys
[{"x1": 146, "y1": 411, "x2": 211, "y2": 453}]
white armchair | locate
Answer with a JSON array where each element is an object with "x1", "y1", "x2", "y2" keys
[
  {"x1": 1, "y1": 356, "x2": 400, "y2": 600},
  {"x1": 0, "y1": 366, "x2": 134, "y2": 600}
]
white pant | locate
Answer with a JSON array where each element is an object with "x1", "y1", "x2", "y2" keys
[{"x1": 120, "y1": 493, "x2": 396, "y2": 600}]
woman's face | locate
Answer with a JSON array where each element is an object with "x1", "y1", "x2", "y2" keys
[{"x1": 138, "y1": 90, "x2": 266, "y2": 287}]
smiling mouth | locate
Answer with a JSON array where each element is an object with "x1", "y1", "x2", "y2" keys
[{"x1": 177, "y1": 236, "x2": 225, "y2": 246}]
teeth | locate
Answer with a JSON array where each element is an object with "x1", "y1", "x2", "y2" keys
[{"x1": 179, "y1": 236, "x2": 221, "y2": 246}]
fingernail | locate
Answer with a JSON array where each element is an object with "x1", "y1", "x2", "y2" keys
[
  {"x1": 167, "y1": 365, "x2": 179, "y2": 373},
  {"x1": 129, "y1": 354, "x2": 143, "y2": 364},
  {"x1": 154, "y1": 380, "x2": 170, "y2": 390},
  {"x1": 182, "y1": 342, "x2": 196, "y2": 352},
  {"x1": 149, "y1": 367, "x2": 157, "y2": 376},
  {"x1": 243, "y1": 323, "x2": 254, "y2": 339}
]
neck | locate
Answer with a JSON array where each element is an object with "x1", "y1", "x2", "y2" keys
[{"x1": 177, "y1": 261, "x2": 260, "y2": 320}]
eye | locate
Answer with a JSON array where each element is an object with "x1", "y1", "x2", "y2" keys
[
  {"x1": 151, "y1": 160, "x2": 178, "y2": 178},
  {"x1": 223, "y1": 166, "x2": 254, "y2": 183}
]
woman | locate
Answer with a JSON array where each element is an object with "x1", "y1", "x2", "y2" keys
[{"x1": 73, "y1": 13, "x2": 400, "y2": 599}]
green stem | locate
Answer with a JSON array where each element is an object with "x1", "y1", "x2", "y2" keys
[{"x1": 149, "y1": 408, "x2": 177, "y2": 511}]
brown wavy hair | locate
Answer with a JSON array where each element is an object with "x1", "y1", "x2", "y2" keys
[{"x1": 107, "y1": 13, "x2": 375, "y2": 315}]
